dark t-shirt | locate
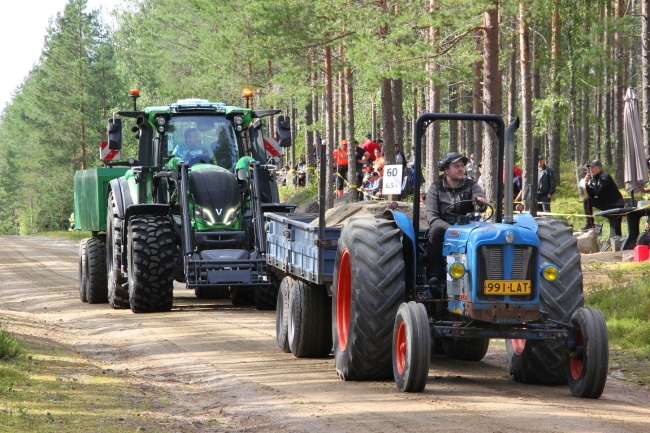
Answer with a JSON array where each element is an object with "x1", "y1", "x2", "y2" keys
[{"x1": 355, "y1": 147, "x2": 367, "y2": 172}]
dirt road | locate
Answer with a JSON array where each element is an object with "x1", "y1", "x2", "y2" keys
[{"x1": 1, "y1": 235, "x2": 649, "y2": 433}]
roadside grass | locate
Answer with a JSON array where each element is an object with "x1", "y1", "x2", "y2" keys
[
  {"x1": 0, "y1": 325, "x2": 21, "y2": 360},
  {"x1": 30, "y1": 230, "x2": 91, "y2": 242},
  {"x1": 279, "y1": 181, "x2": 318, "y2": 205},
  {"x1": 0, "y1": 323, "x2": 174, "y2": 432}
]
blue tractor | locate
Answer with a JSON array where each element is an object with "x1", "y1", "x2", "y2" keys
[{"x1": 330, "y1": 113, "x2": 608, "y2": 398}]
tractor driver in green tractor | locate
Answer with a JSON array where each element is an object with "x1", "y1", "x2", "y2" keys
[
  {"x1": 173, "y1": 127, "x2": 211, "y2": 165},
  {"x1": 425, "y1": 152, "x2": 488, "y2": 292}
]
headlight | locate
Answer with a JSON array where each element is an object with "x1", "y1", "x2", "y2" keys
[
  {"x1": 156, "y1": 117, "x2": 166, "y2": 126},
  {"x1": 236, "y1": 125, "x2": 243, "y2": 131},
  {"x1": 157, "y1": 125, "x2": 165, "y2": 133},
  {"x1": 234, "y1": 116, "x2": 243, "y2": 125},
  {"x1": 193, "y1": 205, "x2": 215, "y2": 225},
  {"x1": 223, "y1": 206, "x2": 241, "y2": 225},
  {"x1": 448, "y1": 262, "x2": 466, "y2": 280},
  {"x1": 541, "y1": 264, "x2": 559, "y2": 281}
]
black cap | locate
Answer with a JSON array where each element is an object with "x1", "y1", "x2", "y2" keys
[
  {"x1": 365, "y1": 133, "x2": 372, "y2": 139},
  {"x1": 587, "y1": 160, "x2": 602, "y2": 168},
  {"x1": 438, "y1": 152, "x2": 468, "y2": 171}
]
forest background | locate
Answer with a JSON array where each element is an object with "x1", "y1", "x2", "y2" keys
[{"x1": 0, "y1": 0, "x2": 648, "y2": 234}]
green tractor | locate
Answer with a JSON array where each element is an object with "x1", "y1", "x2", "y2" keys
[{"x1": 75, "y1": 95, "x2": 294, "y2": 313}]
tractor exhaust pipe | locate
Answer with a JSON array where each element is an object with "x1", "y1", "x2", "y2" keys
[{"x1": 503, "y1": 117, "x2": 520, "y2": 224}]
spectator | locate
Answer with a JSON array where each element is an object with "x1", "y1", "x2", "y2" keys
[
  {"x1": 333, "y1": 140, "x2": 349, "y2": 197},
  {"x1": 365, "y1": 168, "x2": 384, "y2": 199},
  {"x1": 466, "y1": 153, "x2": 478, "y2": 180},
  {"x1": 476, "y1": 162, "x2": 483, "y2": 188},
  {"x1": 362, "y1": 134, "x2": 381, "y2": 163},
  {"x1": 353, "y1": 140, "x2": 371, "y2": 193},
  {"x1": 582, "y1": 159, "x2": 624, "y2": 231},
  {"x1": 296, "y1": 154, "x2": 307, "y2": 187},
  {"x1": 426, "y1": 152, "x2": 487, "y2": 287},
  {"x1": 537, "y1": 155, "x2": 556, "y2": 212},
  {"x1": 420, "y1": 187, "x2": 426, "y2": 203},
  {"x1": 395, "y1": 143, "x2": 407, "y2": 171},
  {"x1": 373, "y1": 148, "x2": 385, "y2": 171},
  {"x1": 362, "y1": 171, "x2": 378, "y2": 200}
]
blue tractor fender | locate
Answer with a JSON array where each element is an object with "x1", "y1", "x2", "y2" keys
[{"x1": 386, "y1": 210, "x2": 417, "y2": 295}]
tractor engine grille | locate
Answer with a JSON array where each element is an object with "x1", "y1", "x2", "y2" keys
[{"x1": 476, "y1": 245, "x2": 537, "y2": 301}]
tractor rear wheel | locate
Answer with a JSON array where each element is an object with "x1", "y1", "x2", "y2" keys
[
  {"x1": 333, "y1": 215, "x2": 406, "y2": 380},
  {"x1": 442, "y1": 338, "x2": 489, "y2": 361},
  {"x1": 287, "y1": 280, "x2": 332, "y2": 358},
  {"x1": 230, "y1": 288, "x2": 255, "y2": 306},
  {"x1": 276, "y1": 276, "x2": 293, "y2": 353},
  {"x1": 393, "y1": 301, "x2": 431, "y2": 392},
  {"x1": 127, "y1": 215, "x2": 175, "y2": 313},
  {"x1": 567, "y1": 307, "x2": 609, "y2": 399},
  {"x1": 506, "y1": 217, "x2": 584, "y2": 385},
  {"x1": 78, "y1": 239, "x2": 88, "y2": 303},
  {"x1": 194, "y1": 287, "x2": 230, "y2": 299},
  {"x1": 254, "y1": 274, "x2": 279, "y2": 311},
  {"x1": 107, "y1": 191, "x2": 129, "y2": 309},
  {"x1": 85, "y1": 237, "x2": 108, "y2": 304}
]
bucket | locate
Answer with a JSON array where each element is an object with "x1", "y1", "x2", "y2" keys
[{"x1": 634, "y1": 245, "x2": 649, "y2": 262}]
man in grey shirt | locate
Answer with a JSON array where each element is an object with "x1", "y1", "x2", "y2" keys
[
  {"x1": 466, "y1": 153, "x2": 477, "y2": 180},
  {"x1": 425, "y1": 152, "x2": 487, "y2": 288}
]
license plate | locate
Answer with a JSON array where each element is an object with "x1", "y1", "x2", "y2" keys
[{"x1": 484, "y1": 280, "x2": 531, "y2": 295}]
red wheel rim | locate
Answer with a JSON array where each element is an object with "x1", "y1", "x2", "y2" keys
[
  {"x1": 336, "y1": 249, "x2": 352, "y2": 351},
  {"x1": 395, "y1": 321, "x2": 406, "y2": 375},
  {"x1": 570, "y1": 325, "x2": 584, "y2": 380},
  {"x1": 511, "y1": 339, "x2": 526, "y2": 356}
]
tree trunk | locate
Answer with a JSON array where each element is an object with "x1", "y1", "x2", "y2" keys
[
  {"x1": 324, "y1": 45, "x2": 334, "y2": 209},
  {"x1": 508, "y1": 35, "x2": 517, "y2": 124},
  {"x1": 392, "y1": 78, "x2": 404, "y2": 147},
  {"x1": 340, "y1": 70, "x2": 346, "y2": 143},
  {"x1": 614, "y1": 0, "x2": 624, "y2": 185},
  {"x1": 371, "y1": 95, "x2": 377, "y2": 140},
  {"x1": 580, "y1": 88, "x2": 590, "y2": 168},
  {"x1": 482, "y1": 3, "x2": 501, "y2": 203},
  {"x1": 567, "y1": 29, "x2": 577, "y2": 163},
  {"x1": 464, "y1": 86, "x2": 473, "y2": 157},
  {"x1": 426, "y1": 0, "x2": 441, "y2": 188},
  {"x1": 304, "y1": 98, "x2": 314, "y2": 186},
  {"x1": 643, "y1": 0, "x2": 650, "y2": 155},
  {"x1": 473, "y1": 59, "x2": 483, "y2": 164},
  {"x1": 549, "y1": 0, "x2": 562, "y2": 184},
  {"x1": 532, "y1": 26, "x2": 542, "y2": 154},
  {"x1": 448, "y1": 82, "x2": 458, "y2": 153},
  {"x1": 520, "y1": 2, "x2": 533, "y2": 209},
  {"x1": 345, "y1": 67, "x2": 357, "y2": 193},
  {"x1": 381, "y1": 78, "x2": 396, "y2": 164}
]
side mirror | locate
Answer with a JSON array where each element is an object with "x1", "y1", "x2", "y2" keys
[
  {"x1": 107, "y1": 118, "x2": 122, "y2": 150},
  {"x1": 276, "y1": 115, "x2": 291, "y2": 147}
]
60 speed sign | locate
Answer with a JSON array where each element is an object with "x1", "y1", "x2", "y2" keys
[{"x1": 382, "y1": 165, "x2": 403, "y2": 195}]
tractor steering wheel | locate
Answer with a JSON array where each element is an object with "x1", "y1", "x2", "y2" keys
[
  {"x1": 186, "y1": 148, "x2": 212, "y2": 166},
  {"x1": 442, "y1": 199, "x2": 493, "y2": 222}
]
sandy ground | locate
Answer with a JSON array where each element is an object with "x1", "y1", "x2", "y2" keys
[{"x1": 1, "y1": 235, "x2": 650, "y2": 433}]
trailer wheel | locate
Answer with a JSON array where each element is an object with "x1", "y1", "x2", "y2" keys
[
  {"x1": 127, "y1": 215, "x2": 175, "y2": 313},
  {"x1": 79, "y1": 239, "x2": 88, "y2": 303},
  {"x1": 85, "y1": 237, "x2": 108, "y2": 304},
  {"x1": 276, "y1": 276, "x2": 293, "y2": 353},
  {"x1": 107, "y1": 191, "x2": 129, "y2": 309},
  {"x1": 230, "y1": 288, "x2": 255, "y2": 306},
  {"x1": 567, "y1": 307, "x2": 609, "y2": 399},
  {"x1": 393, "y1": 301, "x2": 431, "y2": 392},
  {"x1": 333, "y1": 215, "x2": 406, "y2": 380},
  {"x1": 194, "y1": 287, "x2": 230, "y2": 299},
  {"x1": 441, "y1": 338, "x2": 489, "y2": 361},
  {"x1": 506, "y1": 217, "x2": 584, "y2": 385},
  {"x1": 287, "y1": 280, "x2": 332, "y2": 358}
]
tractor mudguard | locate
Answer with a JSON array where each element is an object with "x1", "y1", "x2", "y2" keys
[
  {"x1": 388, "y1": 210, "x2": 418, "y2": 296},
  {"x1": 108, "y1": 178, "x2": 133, "y2": 220},
  {"x1": 124, "y1": 204, "x2": 169, "y2": 222},
  {"x1": 513, "y1": 213, "x2": 539, "y2": 233}
]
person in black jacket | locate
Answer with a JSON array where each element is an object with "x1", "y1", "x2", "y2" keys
[
  {"x1": 425, "y1": 152, "x2": 487, "y2": 289},
  {"x1": 537, "y1": 155, "x2": 556, "y2": 212},
  {"x1": 582, "y1": 159, "x2": 624, "y2": 231}
]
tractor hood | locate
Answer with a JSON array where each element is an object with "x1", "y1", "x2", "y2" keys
[{"x1": 188, "y1": 164, "x2": 242, "y2": 231}]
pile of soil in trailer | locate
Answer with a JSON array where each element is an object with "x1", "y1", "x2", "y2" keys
[{"x1": 302, "y1": 200, "x2": 428, "y2": 228}]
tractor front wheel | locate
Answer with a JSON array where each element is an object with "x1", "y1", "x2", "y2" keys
[
  {"x1": 276, "y1": 276, "x2": 293, "y2": 353},
  {"x1": 78, "y1": 239, "x2": 88, "y2": 303},
  {"x1": 442, "y1": 338, "x2": 489, "y2": 361},
  {"x1": 287, "y1": 280, "x2": 331, "y2": 358},
  {"x1": 393, "y1": 301, "x2": 430, "y2": 392},
  {"x1": 567, "y1": 307, "x2": 609, "y2": 399},
  {"x1": 85, "y1": 237, "x2": 108, "y2": 304},
  {"x1": 127, "y1": 215, "x2": 175, "y2": 313},
  {"x1": 107, "y1": 191, "x2": 129, "y2": 309}
]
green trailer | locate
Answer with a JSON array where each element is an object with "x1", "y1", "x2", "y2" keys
[{"x1": 74, "y1": 168, "x2": 128, "y2": 233}]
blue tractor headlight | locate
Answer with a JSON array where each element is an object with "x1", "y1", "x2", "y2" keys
[
  {"x1": 541, "y1": 264, "x2": 559, "y2": 281},
  {"x1": 447, "y1": 262, "x2": 466, "y2": 280}
]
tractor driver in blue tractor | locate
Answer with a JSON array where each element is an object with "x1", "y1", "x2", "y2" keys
[{"x1": 425, "y1": 152, "x2": 488, "y2": 292}]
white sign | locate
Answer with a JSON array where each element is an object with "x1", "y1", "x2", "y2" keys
[{"x1": 382, "y1": 165, "x2": 403, "y2": 195}]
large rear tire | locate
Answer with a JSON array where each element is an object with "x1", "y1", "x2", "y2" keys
[
  {"x1": 287, "y1": 280, "x2": 332, "y2": 358},
  {"x1": 333, "y1": 215, "x2": 406, "y2": 380},
  {"x1": 79, "y1": 239, "x2": 88, "y2": 303},
  {"x1": 254, "y1": 274, "x2": 279, "y2": 311},
  {"x1": 85, "y1": 237, "x2": 108, "y2": 304},
  {"x1": 107, "y1": 191, "x2": 129, "y2": 309},
  {"x1": 276, "y1": 276, "x2": 293, "y2": 353},
  {"x1": 230, "y1": 287, "x2": 255, "y2": 306},
  {"x1": 393, "y1": 301, "x2": 431, "y2": 392},
  {"x1": 567, "y1": 307, "x2": 609, "y2": 399},
  {"x1": 127, "y1": 215, "x2": 175, "y2": 313},
  {"x1": 442, "y1": 338, "x2": 489, "y2": 361},
  {"x1": 506, "y1": 217, "x2": 584, "y2": 385}
]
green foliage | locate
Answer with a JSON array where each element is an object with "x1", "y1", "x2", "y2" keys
[{"x1": 0, "y1": 325, "x2": 21, "y2": 360}]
